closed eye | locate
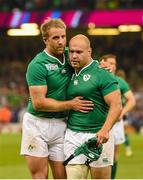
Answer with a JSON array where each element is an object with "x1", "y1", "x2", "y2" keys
[{"x1": 69, "y1": 50, "x2": 83, "y2": 54}]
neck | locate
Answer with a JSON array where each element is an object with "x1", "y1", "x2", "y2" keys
[
  {"x1": 75, "y1": 58, "x2": 93, "y2": 74},
  {"x1": 45, "y1": 48, "x2": 63, "y2": 63},
  {"x1": 75, "y1": 68, "x2": 81, "y2": 74}
]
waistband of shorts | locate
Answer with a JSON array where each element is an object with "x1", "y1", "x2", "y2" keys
[{"x1": 25, "y1": 112, "x2": 66, "y2": 122}]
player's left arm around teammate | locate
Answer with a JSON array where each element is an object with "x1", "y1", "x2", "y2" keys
[
  {"x1": 29, "y1": 85, "x2": 94, "y2": 113},
  {"x1": 96, "y1": 89, "x2": 122, "y2": 145}
]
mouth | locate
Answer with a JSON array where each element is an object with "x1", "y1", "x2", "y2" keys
[
  {"x1": 58, "y1": 46, "x2": 64, "y2": 49},
  {"x1": 56, "y1": 47, "x2": 64, "y2": 53},
  {"x1": 70, "y1": 61, "x2": 79, "y2": 66}
]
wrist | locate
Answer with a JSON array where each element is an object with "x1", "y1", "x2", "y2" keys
[
  {"x1": 65, "y1": 100, "x2": 73, "y2": 110},
  {"x1": 101, "y1": 124, "x2": 111, "y2": 133}
]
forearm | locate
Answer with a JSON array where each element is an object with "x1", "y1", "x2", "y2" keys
[
  {"x1": 121, "y1": 100, "x2": 136, "y2": 116},
  {"x1": 122, "y1": 91, "x2": 136, "y2": 117},
  {"x1": 33, "y1": 98, "x2": 72, "y2": 112},
  {"x1": 96, "y1": 104, "x2": 122, "y2": 145},
  {"x1": 30, "y1": 84, "x2": 94, "y2": 113}
]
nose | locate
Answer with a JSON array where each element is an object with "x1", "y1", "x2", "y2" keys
[
  {"x1": 72, "y1": 52, "x2": 77, "y2": 59},
  {"x1": 58, "y1": 37, "x2": 64, "y2": 44}
]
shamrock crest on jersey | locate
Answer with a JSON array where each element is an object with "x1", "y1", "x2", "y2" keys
[{"x1": 83, "y1": 74, "x2": 91, "y2": 81}]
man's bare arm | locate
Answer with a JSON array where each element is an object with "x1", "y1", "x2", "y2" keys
[{"x1": 96, "y1": 90, "x2": 122, "y2": 144}]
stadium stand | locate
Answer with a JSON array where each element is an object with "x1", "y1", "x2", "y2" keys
[{"x1": 0, "y1": 0, "x2": 143, "y2": 11}]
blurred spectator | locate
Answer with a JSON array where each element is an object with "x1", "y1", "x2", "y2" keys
[
  {"x1": 0, "y1": 0, "x2": 143, "y2": 11},
  {"x1": 95, "y1": 0, "x2": 108, "y2": 9},
  {"x1": 0, "y1": 96, "x2": 12, "y2": 123},
  {"x1": 107, "y1": 0, "x2": 119, "y2": 9},
  {"x1": 0, "y1": 106, "x2": 12, "y2": 123}
]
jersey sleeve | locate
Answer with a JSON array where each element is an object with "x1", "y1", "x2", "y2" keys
[
  {"x1": 117, "y1": 76, "x2": 130, "y2": 94},
  {"x1": 98, "y1": 69, "x2": 119, "y2": 96},
  {"x1": 26, "y1": 61, "x2": 47, "y2": 86}
]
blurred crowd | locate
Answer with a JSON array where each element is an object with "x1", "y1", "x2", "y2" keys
[
  {"x1": 92, "y1": 34, "x2": 143, "y2": 91},
  {"x1": 0, "y1": 0, "x2": 143, "y2": 11},
  {"x1": 0, "y1": 58, "x2": 28, "y2": 124}
]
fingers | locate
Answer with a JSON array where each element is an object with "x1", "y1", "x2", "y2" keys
[
  {"x1": 78, "y1": 99, "x2": 94, "y2": 107},
  {"x1": 81, "y1": 101, "x2": 94, "y2": 105},
  {"x1": 78, "y1": 108, "x2": 93, "y2": 113},
  {"x1": 72, "y1": 96, "x2": 94, "y2": 112},
  {"x1": 97, "y1": 137, "x2": 108, "y2": 145},
  {"x1": 76, "y1": 96, "x2": 94, "y2": 104},
  {"x1": 80, "y1": 106, "x2": 94, "y2": 110},
  {"x1": 77, "y1": 105, "x2": 94, "y2": 113},
  {"x1": 96, "y1": 132, "x2": 109, "y2": 145},
  {"x1": 79, "y1": 109, "x2": 92, "y2": 113},
  {"x1": 80, "y1": 103, "x2": 94, "y2": 108},
  {"x1": 76, "y1": 96, "x2": 84, "y2": 99}
]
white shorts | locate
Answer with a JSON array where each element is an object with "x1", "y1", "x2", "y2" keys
[
  {"x1": 64, "y1": 129, "x2": 114, "y2": 167},
  {"x1": 20, "y1": 112, "x2": 67, "y2": 161},
  {"x1": 112, "y1": 120, "x2": 125, "y2": 145}
]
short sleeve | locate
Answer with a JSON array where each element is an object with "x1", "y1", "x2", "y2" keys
[
  {"x1": 118, "y1": 77, "x2": 130, "y2": 94},
  {"x1": 98, "y1": 70, "x2": 119, "y2": 96},
  {"x1": 26, "y1": 62, "x2": 47, "y2": 86}
]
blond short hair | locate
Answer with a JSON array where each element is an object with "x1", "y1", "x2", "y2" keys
[{"x1": 40, "y1": 18, "x2": 66, "y2": 40}]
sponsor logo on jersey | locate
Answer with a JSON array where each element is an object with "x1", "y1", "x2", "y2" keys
[
  {"x1": 88, "y1": 153, "x2": 95, "y2": 159},
  {"x1": 74, "y1": 80, "x2": 78, "y2": 85},
  {"x1": 61, "y1": 68, "x2": 66, "y2": 74},
  {"x1": 45, "y1": 64, "x2": 58, "y2": 71},
  {"x1": 102, "y1": 157, "x2": 109, "y2": 163},
  {"x1": 83, "y1": 74, "x2": 91, "y2": 81}
]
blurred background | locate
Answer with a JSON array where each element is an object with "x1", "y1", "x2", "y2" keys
[{"x1": 0, "y1": 0, "x2": 143, "y2": 179}]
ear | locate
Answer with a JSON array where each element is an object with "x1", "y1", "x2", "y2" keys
[
  {"x1": 43, "y1": 38, "x2": 47, "y2": 44},
  {"x1": 88, "y1": 48, "x2": 92, "y2": 55}
]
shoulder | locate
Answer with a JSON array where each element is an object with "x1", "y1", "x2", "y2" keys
[
  {"x1": 27, "y1": 52, "x2": 48, "y2": 77},
  {"x1": 116, "y1": 76, "x2": 130, "y2": 92},
  {"x1": 96, "y1": 65, "x2": 115, "y2": 78},
  {"x1": 90, "y1": 60, "x2": 114, "y2": 78},
  {"x1": 116, "y1": 76, "x2": 129, "y2": 86},
  {"x1": 28, "y1": 51, "x2": 48, "y2": 69}
]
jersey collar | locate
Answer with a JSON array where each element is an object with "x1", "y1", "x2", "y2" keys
[
  {"x1": 43, "y1": 50, "x2": 65, "y2": 65},
  {"x1": 75, "y1": 59, "x2": 95, "y2": 76}
]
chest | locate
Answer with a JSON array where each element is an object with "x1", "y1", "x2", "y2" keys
[
  {"x1": 67, "y1": 72, "x2": 100, "y2": 97},
  {"x1": 45, "y1": 63, "x2": 72, "y2": 89}
]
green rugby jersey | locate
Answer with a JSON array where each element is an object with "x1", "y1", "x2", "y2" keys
[
  {"x1": 26, "y1": 48, "x2": 73, "y2": 118},
  {"x1": 116, "y1": 76, "x2": 130, "y2": 106},
  {"x1": 66, "y1": 60, "x2": 119, "y2": 133}
]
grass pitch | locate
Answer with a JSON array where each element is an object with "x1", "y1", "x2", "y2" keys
[{"x1": 0, "y1": 133, "x2": 143, "y2": 179}]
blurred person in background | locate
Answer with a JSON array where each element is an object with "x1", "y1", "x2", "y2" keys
[
  {"x1": 20, "y1": 18, "x2": 94, "y2": 179},
  {"x1": 0, "y1": 96, "x2": 12, "y2": 123},
  {"x1": 116, "y1": 69, "x2": 135, "y2": 157},
  {"x1": 64, "y1": 34, "x2": 122, "y2": 179},
  {"x1": 100, "y1": 54, "x2": 136, "y2": 179},
  {"x1": 0, "y1": 96, "x2": 12, "y2": 132},
  {"x1": 0, "y1": 106, "x2": 12, "y2": 123}
]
